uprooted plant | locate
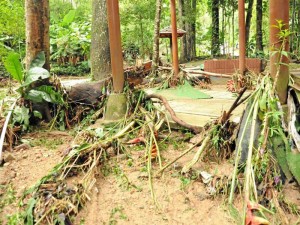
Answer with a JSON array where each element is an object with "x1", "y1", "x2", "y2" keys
[{"x1": 227, "y1": 20, "x2": 300, "y2": 225}]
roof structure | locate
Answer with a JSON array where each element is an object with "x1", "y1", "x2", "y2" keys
[{"x1": 159, "y1": 26, "x2": 186, "y2": 38}]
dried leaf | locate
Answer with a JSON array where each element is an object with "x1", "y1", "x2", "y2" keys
[{"x1": 126, "y1": 137, "x2": 146, "y2": 144}]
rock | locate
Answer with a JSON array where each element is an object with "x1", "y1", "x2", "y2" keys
[
  {"x1": 4, "y1": 153, "x2": 15, "y2": 162},
  {"x1": 0, "y1": 180, "x2": 7, "y2": 185},
  {"x1": 9, "y1": 171, "x2": 16, "y2": 179},
  {"x1": 14, "y1": 143, "x2": 30, "y2": 151}
]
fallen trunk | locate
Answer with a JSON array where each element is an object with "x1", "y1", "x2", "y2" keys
[{"x1": 67, "y1": 79, "x2": 110, "y2": 105}]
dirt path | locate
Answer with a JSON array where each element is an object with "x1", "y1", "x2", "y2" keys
[
  {"x1": 74, "y1": 142, "x2": 237, "y2": 225},
  {"x1": 1, "y1": 130, "x2": 299, "y2": 225},
  {"x1": 0, "y1": 131, "x2": 73, "y2": 223}
]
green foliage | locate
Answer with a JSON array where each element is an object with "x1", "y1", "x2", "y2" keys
[
  {"x1": 29, "y1": 52, "x2": 46, "y2": 69},
  {"x1": 12, "y1": 106, "x2": 30, "y2": 131},
  {"x1": 51, "y1": 61, "x2": 90, "y2": 76},
  {"x1": 22, "y1": 67, "x2": 50, "y2": 87},
  {"x1": 120, "y1": 0, "x2": 156, "y2": 59},
  {"x1": 25, "y1": 85, "x2": 64, "y2": 104},
  {"x1": 0, "y1": 0, "x2": 25, "y2": 61},
  {"x1": 50, "y1": 10, "x2": 91, "y2": 66},
  {"x1": 4, "y1": 52, "x2": 23, "y2": 83},
  {"x1": 4, "y1": 51, "x2": 66, "y2": 130},
  {"x1": 62, "y1": 10, "x2": 76, "y2": 26}
]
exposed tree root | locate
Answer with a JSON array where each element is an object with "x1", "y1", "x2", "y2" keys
[{"x1": 146, "y1": 93, "x2": 201, "y2": 134}]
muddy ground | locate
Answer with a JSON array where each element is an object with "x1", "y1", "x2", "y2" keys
[{"x1": 0, "y1": 129, "x2": 299, "y2": 225}]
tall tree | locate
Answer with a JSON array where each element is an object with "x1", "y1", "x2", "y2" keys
[
  {"x1": 187, "y1": 0, "x2": 197, "y2": 61},
  {"x1": 178, "y1": 0, "x2": 187, "y2": 62},
  {"x1": 91, "y1": 0, "x2": 111, "y2": 81},
  {"x1": 245, "y1": 0, "x2": 254, "y2": 55},
  {"x1": 298, "y1": 2, "x2": 300, "y2": 53},
  {"x1": 290, "y1": 0, "x2": 297, "y2": 53},
  {"x1": 25, "y1": 0, "x2": 51, "y2": 121},
  {"x1": 152, "y1": 0, "x2": 162, "y2": 71},
  {"x1": 211, "y1": 0, "x2": 220, "y2": 56},
  {"x1": 179, "y1": 0, "x2": 196, "y2": 62},
  {"x1": 25, "y1": 0, "x2": 50, "y2": 70},
  {"x1": 256, "y1": 0, "x2": 263, "y2": 53}
]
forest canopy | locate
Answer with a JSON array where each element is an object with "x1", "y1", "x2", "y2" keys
[{"x1": 0, "y1": 0, "x2": 299, "y2": 76}]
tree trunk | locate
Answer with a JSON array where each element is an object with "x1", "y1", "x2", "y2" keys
[
  {"x1": 221, "y1": 3, "x2": 225, "y2": 55},
  {"x1": 184, "y1": 0, "x2": 196, "y2": 61},
  {"x1": 25, "y1": 0, "x2": 52, "y2": 122},
  {"x1": 290, "y1": 0, "x2": 296, "y2": 53},
  {"x1": 91, "y1": 0, "x2": 111, "y2": 81},
  {"x1": 298, "y1": 3, "x2": 300, "y2": 53},
  {"x1": 152, "y1": 0, "x2": 162, "y2": 71},
  {"x1": 256, "y1": 0, "x2": 263, "y2": 53},
  {"x1": 245, "y1": 0, "x2": 254, "y2": 55},
  {"x1": 178, "y1": 0, "x2": 187, "y2": 62},
  {"x1": 232, "y1": 4, "x2": 235, "y2": 56},
  {"x1": 211, "y1": 0, "x2": 220, "y2": 56},
  {"x1": 190, "y1": 0, "x2": 197, "y2": 59},
  {"x1": 139, "y1": 14, "x2": 145, "y2": 59},
  {"x1": 25, "y1": 0, "x2": 50, "y2": 71}
]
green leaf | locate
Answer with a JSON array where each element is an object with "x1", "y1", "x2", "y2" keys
[
  {"x1": 30, "y1": 52, "x2": 45, "y2": 68},
  {"x1": 4, "y1": 52, "x2": 23, "y2": 84},
  {"x1": 13, "y1": 106, "x2": 30, "y2": 131},
  {"x1": 22, "y1": 67, "x2": 50, "y2": 87},
  {"x1": 259, "y1": 91, "x2": 267, "y2": 112},
  {"x1": 286, "y1": 151, "x2": 300, "y2": 184},
  {"x1": 33, "y1": 110, "x2": 42, "y2": 119},
  {"x1": 25, "y1": 198, "x2": 36, "y2": 225},
  {"x1": 25, "y1": 90, "x2": 48, "y2": 103},
  {"x1": 62, "y1": 10, "x2": 76, "y2": 26},
  {"x1": 280, "y1": 51, "x2": 289, "y2": 58},
  {"x1": 36, "y1": 85, "x2": 64, "y2": 104},
  {"x1": 25, "y1": 86, "x2": 64, "y2": 104}
]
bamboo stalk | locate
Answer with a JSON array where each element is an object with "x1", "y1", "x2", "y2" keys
[
  {"x1": 0, "y1": 100, "x2": 17, "y2": 163},
  {"x1": 229, "y1": 93, "x2": 259, "y2": 204},
  {"x1": 243, "y1": 100, "x2": 259, "y2": 224},
  {"x1": 181, "y1": 135, "x2": 210, "y2": 173},
  {"x1": 183, "y1": 69, "x2": 232, "y2": 78}
]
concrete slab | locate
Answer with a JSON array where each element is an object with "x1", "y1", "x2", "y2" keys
[{"x1": 147, "y1": 85, "x2": 246, "y2": 129}]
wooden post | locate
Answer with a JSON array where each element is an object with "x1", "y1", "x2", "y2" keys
[
  {"x1": 270, "y1": 0, "x2": 290, "y2": 104},
  {"x1": 106, "y1": 0, "x2": 124, "y2": 93},
  {"x1": 238, "y1": 0, "x2": 246, "y2": 75},
  {"x1": 170, "y1": 0, "x2": 179, "y2": 76}
]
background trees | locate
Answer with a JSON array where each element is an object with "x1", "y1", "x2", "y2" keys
[
  {"x1": 0, "y1": 0, "x2": 299, "y2": 78},
  {"x1": 90, "y1": 0, "x2": 111, "y2": 81},
  {"x1": 25, "y1": 0, "x2": 50, "y2": 70}
]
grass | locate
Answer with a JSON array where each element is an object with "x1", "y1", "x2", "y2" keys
[
  {"x1": 30, "y1": 137, "x2": 64, "y2": 150},
  {"x1": 109, "y1": 206, "x2": 128, "y2": 225}
]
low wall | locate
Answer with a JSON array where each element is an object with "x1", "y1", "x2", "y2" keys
[{"x1": 204, "y1": 58, "x2": 262, "y2": 74}]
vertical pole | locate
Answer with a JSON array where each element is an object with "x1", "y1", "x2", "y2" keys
[
  {"x1": 238, "y1": 0, "x2": 246, "y2": 75},
  {"x1": 106, "y1": 0, "x2": 124, "y2": 93},
  {"x1": 170, "y1": 0, "x2": 179, "y2": 76},
  {"x1": 270, "y1": 0, "x2": 289, "y2": 104}
]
